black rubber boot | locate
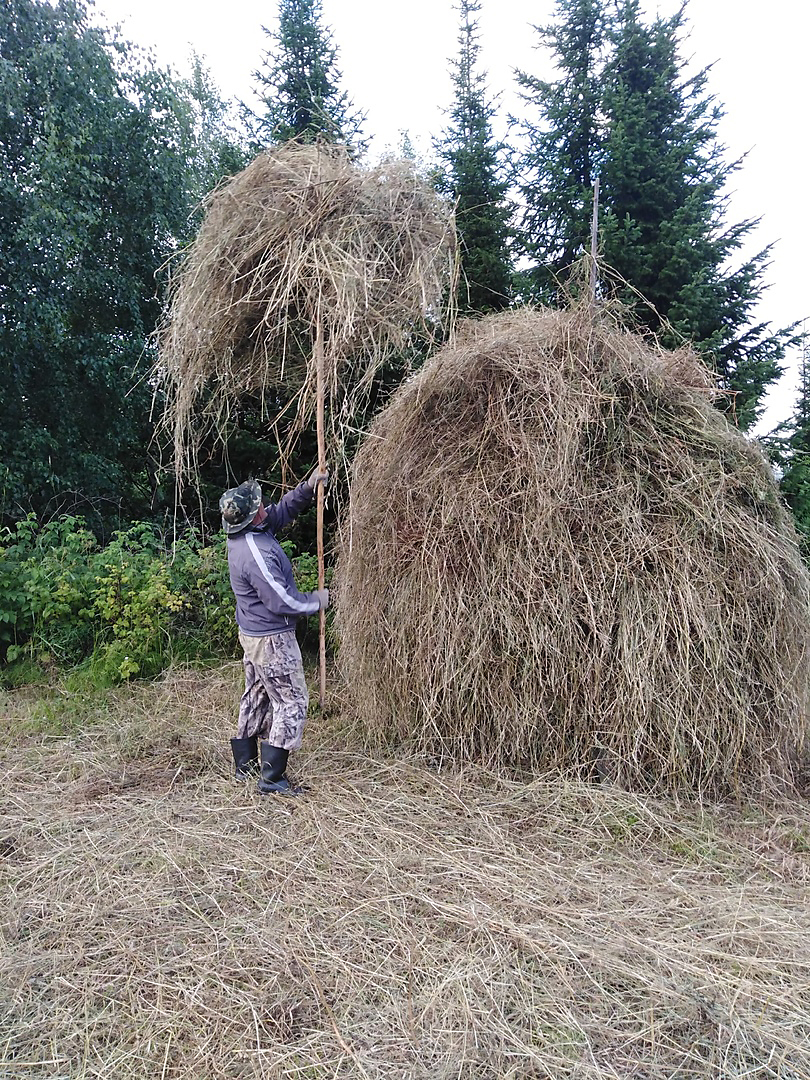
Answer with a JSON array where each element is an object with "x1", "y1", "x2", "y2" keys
[
  {"x1": 230, "y1": 735, "x2": 259, "y2": 778},
  {"x1": 257, "y1": 741, "x2": 302, "y2": 796}
]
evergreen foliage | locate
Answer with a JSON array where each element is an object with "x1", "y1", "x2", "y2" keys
[
  {"x1": 515, "y1": 0, "x2": 606, "y2": 299},
  {"x1": 775, "y1": 340, "x2": 810, "y2": 553},
  {"x1": 517, "y1": 0, "x2": 794, "y2": 429},
  {"x1": 248, "y1": 0, "x2": 363, "y2": 150},
  {"x1": 599, "y1": 0, "x2": 792, "y2": 429},
  {"x1": 435, "y1": 0, "x2": 512, "y2": 314}
]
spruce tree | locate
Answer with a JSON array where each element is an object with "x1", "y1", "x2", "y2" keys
[
  {"x1": 515, "y1": 0, "x2": 606, "y2": 300},
  {"x1": 776, "y1": 339, "x2": 810, "y2": 553},
  {"x1": 599, "y1": 0, "x2": 792, "y2": 429},
  {"x1": 517, "y1": 0, "x2": 794, "y2": 429},
  {"x1": 435, "y1": 0, "x2": 513, "y2": 314},
  {"x1": 249, "y1": 0, "x2": 363, "y2": 149}
]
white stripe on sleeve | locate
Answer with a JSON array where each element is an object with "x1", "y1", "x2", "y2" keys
[{"x1": 245, "y1": 534, "x2": 318, "y2": 614}]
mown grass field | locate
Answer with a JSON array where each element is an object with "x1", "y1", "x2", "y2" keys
[{"x1": 2, "y1": 665, "x2": 809, "y2": 1078}]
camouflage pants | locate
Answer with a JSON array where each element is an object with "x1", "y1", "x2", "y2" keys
[{"x1": 236, "y1": 630, "x2": 309, "y2": 750}]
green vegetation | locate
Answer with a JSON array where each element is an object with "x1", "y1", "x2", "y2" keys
[
  {"x1": 770, "y1": 341, "x2": 810, "y2": 552},
  {"x1": 0, "y1": 0, "x2": 806, "y2": 699},
  {"x1": 516, "y1": 0, "x2": 796, "y2": 429},
  {"x1": 0, "y1": 516, "x2": 319, "y2": 686},
  {"x1": 434, "y1": 0, "x2": 513, "y2": 314},
  {"x1": 516, "y1": 0, "x2": 604, "y2": 294},
  {"x1": 0, "y1": 0, "x2": 247, "y2": 532},
  {"x1": 247, "y1": 0, "x2": 364, "y2": 149}
]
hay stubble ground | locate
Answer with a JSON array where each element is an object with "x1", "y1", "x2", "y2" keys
[{"x1": 2, "y1": 667, "x2": 809, "y2": 1079}]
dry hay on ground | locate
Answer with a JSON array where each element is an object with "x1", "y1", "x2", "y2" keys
[
  {"x1": 2, "y1": 669, "x2": 810, "y2": 1078},
  {"x1": 336, "y1": 306, "x2": 810, "y2": 795},
  {"x1": 157, "y1": 141, "x2": 456, "y2": 478}
]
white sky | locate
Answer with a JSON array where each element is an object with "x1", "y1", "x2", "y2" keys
[{"x1": 93, "y1": 0, "x2": 809, "y2": 433}]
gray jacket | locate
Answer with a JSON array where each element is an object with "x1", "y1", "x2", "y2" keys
[{"x1": 226, "y1": 480, "x2": 320, "y2": 636}]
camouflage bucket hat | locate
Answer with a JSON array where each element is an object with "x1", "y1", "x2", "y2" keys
[{"x1": 219, "y1": 480, "x2": 262, "y2": 535}]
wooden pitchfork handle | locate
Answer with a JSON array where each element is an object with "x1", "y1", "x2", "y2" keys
[{"x1": 315, "y1": 323, "x2": 327, "y2": 711}]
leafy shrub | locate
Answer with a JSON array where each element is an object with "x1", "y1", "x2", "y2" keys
[{"x1": 0, "y1": 518, "x2": 320, "y2": 686}]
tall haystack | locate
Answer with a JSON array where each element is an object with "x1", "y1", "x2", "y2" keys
[
  {"x1": 336, "y1": 307, "x2": 810, "y2": 794},
  {"x1": 157, "y1": 141, "x2": 456, "y2": 478}
]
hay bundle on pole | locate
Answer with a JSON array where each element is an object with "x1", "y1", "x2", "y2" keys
[
  {"x1": 158, "y1": 142, "x2": 456, "y2": 705},
  {"x1": 336, "y1": 306, "x2": 810, "y2": 794}
]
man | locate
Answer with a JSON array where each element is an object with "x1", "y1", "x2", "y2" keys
[{"x1": 220, "y1": 469, "x2": 329, "y2": 795}]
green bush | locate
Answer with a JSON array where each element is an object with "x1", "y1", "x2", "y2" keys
[{"x1": 0, "y1": 517, "x2": 320, "y2": 686}]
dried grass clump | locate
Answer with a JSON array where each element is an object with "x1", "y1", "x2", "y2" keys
[
  {"x1": 337, "y1": 306, "x2": 810, "y2": 794},
  {"x1": 157, "y1": 141, "x2": 456, "y2": 477}
]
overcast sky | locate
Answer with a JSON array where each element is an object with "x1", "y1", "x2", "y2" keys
[{"x1": 93, "y1": 0, "x2": 809, "y2": 433}]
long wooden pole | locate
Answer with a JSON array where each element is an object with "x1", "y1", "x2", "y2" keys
[
  {"x1": 589, "y1": 177, "x2": 600, "y2": 308},
  {"x1": 315, "y1": 321, "x2": 327, "y2": 711}
]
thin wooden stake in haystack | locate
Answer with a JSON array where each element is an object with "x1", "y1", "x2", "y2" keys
[
  {"x1": 158, "y1": 142, "x2": 456, "y2": 707},
  {"x1": 589, "y1": 177, "x2": 600, "y2": 307}
]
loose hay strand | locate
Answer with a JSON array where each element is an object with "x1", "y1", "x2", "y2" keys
[
  {"x1": 156, "y1": 142, "x2": 457, "y2": 486},
  {"x1": 336, "y1": 306, "x2": 810, "y2": 795}
]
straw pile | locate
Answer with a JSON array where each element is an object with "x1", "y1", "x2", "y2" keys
[
  {"x1": 336, "y1": 306, "x2": 810, "y2": 794},
  {"x1": 157, "y1": 141, "x2": 456, "y2": 477},
  {"x1": 3, "y1": 670, "x2": 810, "y2": 1078}
]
